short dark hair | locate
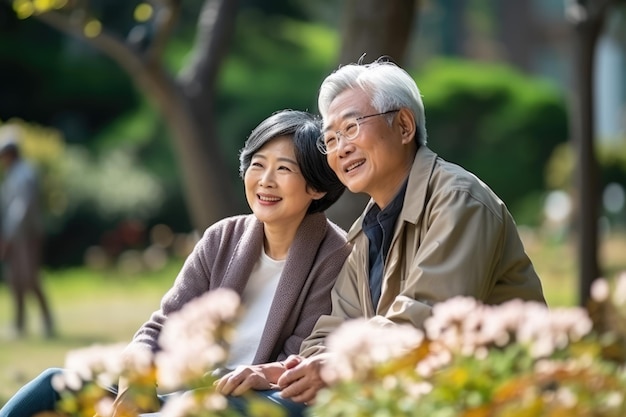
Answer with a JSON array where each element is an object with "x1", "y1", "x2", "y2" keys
[
  {"x1": 0, "y1": 142, "x2": 19, "y2": 158},
  {"x1": 239, "y1": 110, "x2": 345, "y2": 214},
  {"x1": 0, "y1": 124, "x2": 22, "y2": 158}
]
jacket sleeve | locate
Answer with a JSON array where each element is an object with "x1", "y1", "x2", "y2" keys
[{"x1": 380, "y1": 187, "x2": 543, "y2": 329}]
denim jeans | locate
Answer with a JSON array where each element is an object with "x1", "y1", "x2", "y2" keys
[
  {"x1": 0, "y1": 368, "x2": 307, "y2": 417},
  {"x1": 227, "y1": 389, "x2": 307, "y2": 417},
  {"x1": 139, "y1": 389, "x2": 307, "y2": 417},
  {"x1": 0, "y1": 368, "x2": 64, "y2": 417}
]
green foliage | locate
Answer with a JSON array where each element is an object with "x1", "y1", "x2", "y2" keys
[
  {"x1": 216, "y1": 11, "x2": 338, "y2": 162},
  {"x1": 0, "y1": 119, "x2": 66, "y2": 220},
  {"x1": 11, "y1": 0, "x2": 66, "y2": 18},
  {"x1": 0, "y1": 2, "x2": 138, "y2": 145},
  {"x1": 1, "y1": 3, "x2": 341, "y2": 267},
  {"x1": 510, "y1": 191, "x2": 546, "y2": 226},
  {"x1": 597, "y1": 140, "x2": 626, "y2": 188},
  {"x1": 545, "y1": 138, "x2": 626, "y2": 195},
  {"x1": 93, "y1": 103, "x2": 161, "y2": 151},
  {"x1": 544, "y1": 138, "x2": 626, "y2": 230},
  {"x1": 0, "y1": 118, "x2": 170, "y2": 266},
  {"x1": 416, "y1": 58, "x2": 569, "y2": 225},
  {"x1": 545, "y1": 142, "x2": 575, "y2": 190},
  {"x1": 62, "y1": 146, "x2": 164, "y2": 221},
  {"x1": 3, "y1": 0, "x2": 578, "y2": 266},
  {"x1": 12, "y1": 114, "x2": 167, "y2": 225}
]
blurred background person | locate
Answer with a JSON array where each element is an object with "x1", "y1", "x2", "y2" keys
[{"x1": 0, "y1": 123, "x2": 55, "y2": 339}]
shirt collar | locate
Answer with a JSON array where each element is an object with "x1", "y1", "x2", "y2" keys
[{"x1": 363, "y1": 178, "x2": 408, "y2": 228}]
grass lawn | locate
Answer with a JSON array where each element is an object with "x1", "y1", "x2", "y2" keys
[
  {"x1": 0, "y1": 260, "x2": 182, "y2": 406},
  {"x1": 0, "y1": 230, "x2": 625, "y2": 407}
]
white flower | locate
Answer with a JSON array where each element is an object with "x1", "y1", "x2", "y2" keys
[
  {"x1": 321, "y1": 318, "x2": 423, "y2": 383},
  {"x1": 591, "y1": 278, "x2": 610, "y2": 302},
  {"x1": 94, "y1": 397, "x2": 115, "y2": 417},
  {"x1": 120, "y1": 347, "x2": 155, "y2": 377},
  {"x1": 63, "y1": 343, "x2": 128, "y2": 386},
  {"x1": 160, "y1": 393, "x2": 199, "y2": 417},
  {"x1": 159, "y1": 390, "x2": 228, "y2": 417},
  {"x1": 51, "y1": 369, "x2": 83, "y2": 393},
  {"x1": 425, "y1": 297, "x2": 593, "y2": 361},
  {"x1": 156, "y1": 288, "x2": 241, "y2": 390}
]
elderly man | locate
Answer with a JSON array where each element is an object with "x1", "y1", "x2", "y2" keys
[
  {"x1": 216, "y1": 59, "x2": 546, "y2": 414},
  {"x1": 0, "y1": 124, "x2": 55, "y2": 339}
]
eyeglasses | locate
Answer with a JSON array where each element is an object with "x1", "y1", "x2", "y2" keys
[{"x1": 316, "y1": 109, "x2": 400, "y2": 155}]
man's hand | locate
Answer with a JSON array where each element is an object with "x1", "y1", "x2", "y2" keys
[
  {"x1": 276, "y1": 355, "x2": 327, "y2": 404},
  {"x1": 215, "y1": 362, "x2": 285, "y2": 396}
]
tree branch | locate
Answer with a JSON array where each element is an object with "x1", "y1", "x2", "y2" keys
[
  {"x1": 566, "y1": 0, "x2": 621, "y2": 26},
  {"x1": 35, "y1": 7, "x2": 182, "y2": 118},
  {"x1": 178, "y1": 0, "x2": 239, "y2": 96},
  {"x1": 145, "y1": 0, "x2": 182, "y2": 63},
  {"x1": 35, "y1": 10, "x2": 146, "y2": 75}
]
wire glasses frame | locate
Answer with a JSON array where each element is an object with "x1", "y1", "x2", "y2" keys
[{"x1": 316, "y1": 109, "x2": 400, "y2": 155}]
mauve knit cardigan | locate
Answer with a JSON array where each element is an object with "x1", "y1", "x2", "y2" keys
[{"x1": 127, "y1": 212, "x2": 351, "y2": 365}]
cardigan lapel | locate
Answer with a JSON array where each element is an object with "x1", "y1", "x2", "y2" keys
[
  {"x1": 253, "y1": 212, "x2": 328, "y2": 363},
  {"x1": 219, "y1": 216, "x2": 264, "y2": 295}
]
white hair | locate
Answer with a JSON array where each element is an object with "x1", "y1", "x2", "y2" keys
[{"x1": 317, "y1": 60, "x2": 427, "y2": 145}]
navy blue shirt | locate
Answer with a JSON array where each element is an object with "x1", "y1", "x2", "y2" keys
[{"x1": 362, "y1": 180, "x2": 408, "y2": 310}]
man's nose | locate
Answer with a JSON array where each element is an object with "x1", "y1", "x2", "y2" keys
[{"x1": 335, "y1": 134, "x2": 353, "y2": 156}]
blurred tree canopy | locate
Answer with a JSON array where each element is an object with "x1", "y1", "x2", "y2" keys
[
  {"x1": 0, "y1": 0, "x2": 342, "y2": 266},
  {"x1": 0, "y1": 2, "x2": 138, "y2": 145},
  {"x1": 417, "y1": 58, "x2": 569, "y2": 225},
  {"x1": 2, "y1": 0, "x2": 613, "y2": 270},
  {"x1": 1, "y1": 0, "x2": 421, "y2": 235}
]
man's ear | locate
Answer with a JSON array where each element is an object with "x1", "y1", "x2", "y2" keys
[{"x1": 397, "y1": 108, "x2": 416, "y2": 144}]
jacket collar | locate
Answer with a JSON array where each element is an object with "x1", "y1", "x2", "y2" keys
[{"x1": 346, "y1": 145, "x2": 438, "y2": 241}]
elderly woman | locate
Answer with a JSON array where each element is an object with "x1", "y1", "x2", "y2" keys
[{"x1": 0, "y1": 110, "x2": 351, "y2": 417}]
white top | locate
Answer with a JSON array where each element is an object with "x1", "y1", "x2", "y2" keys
[{"x1": 226, "y1": 250, "x2": 284, "y2": 368}]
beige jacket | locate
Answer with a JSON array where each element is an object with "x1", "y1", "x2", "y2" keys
[{"x1": 301, "y1": 146, "x2": 545, "y2": 356}]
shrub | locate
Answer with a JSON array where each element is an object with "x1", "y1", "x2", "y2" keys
[{"x1": 417, "y1": 59, "x2": 569, "y2": 226}]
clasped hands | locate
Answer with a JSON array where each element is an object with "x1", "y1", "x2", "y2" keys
[{"x1": 214, "y1": 354, "x2": 327, "y2": 404}]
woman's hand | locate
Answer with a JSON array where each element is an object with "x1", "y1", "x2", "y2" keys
[{"x1": 214, "y1": 362, "x2": 286, "y2": 396}]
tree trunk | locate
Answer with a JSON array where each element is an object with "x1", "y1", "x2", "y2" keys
[
  {"x1": 176, "y1": 0, "x2": 242, "y2": 231},
  {"x1": 34, "y1": 0, "x2": 242, "y2": 232},
  {"x1": 566, "y1": 0, "x2": 621, "y2": 305},
  {"x1": 131, "y1": 0, "x2": 243, "y2": 232},
  {"x1": 139, "y1": 70, "x2": 238, "y2": 233},
  {"x1": 327, "y1": 0, "x2": 420, "y2": 230},
  {"x1": 339, "y1": 0, "x2": 418, "y2": 64},
  {"x1": 571, "y1": 20, "x2": 601, "y2": 306}
]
